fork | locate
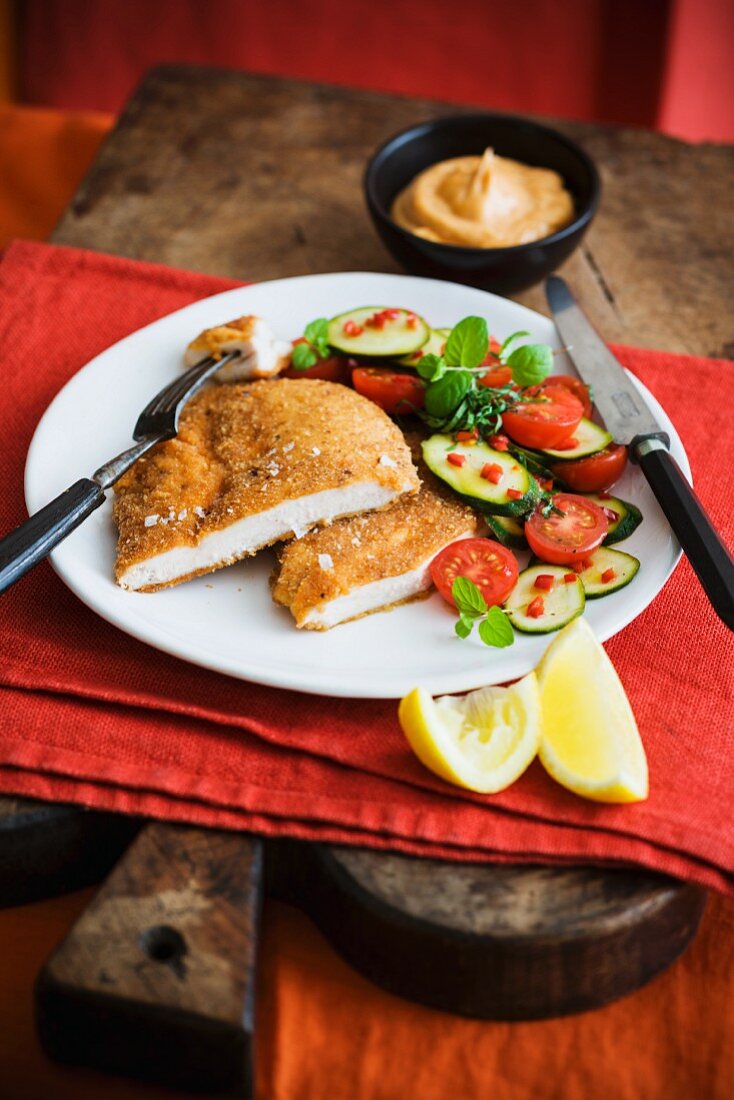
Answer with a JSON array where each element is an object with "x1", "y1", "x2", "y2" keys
[{"x1": 0, "y1": 350, "x2": 240, "y2": 595}]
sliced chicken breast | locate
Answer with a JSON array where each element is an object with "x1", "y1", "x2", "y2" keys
[
  {"x1": 114, "y1": 378, "x2": 419, "y2": 592},
  {"x1": 184, "y1": 315, "x2": 292, "y2": 382},
  {"x1": 271, "y1": 445, "x2": 484, "y2": 629}
]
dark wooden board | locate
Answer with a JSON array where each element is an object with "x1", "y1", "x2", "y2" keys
[
  {"x1": 8, "y1": 62, "x2": 726, "y2": 1087},
  {"x1": 0, "y1": 796, "x2": 137, "y2": 908},
  {"x1": 36, "y1": 823, "x2": 262, "y2": 1097},
  {"x1": 55, "y1": 65, "x2": 734, "y2": 360},
  {"x1": 279, "y1": 844, "x2": 706, "y2": 1020}
]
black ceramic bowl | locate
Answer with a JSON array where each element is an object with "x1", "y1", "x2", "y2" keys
[{"x1": 364, "y1": 114, "x2": 600, "y2": 295}]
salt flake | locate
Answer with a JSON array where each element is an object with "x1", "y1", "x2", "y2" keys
[
  {"x1": 144, "y1": 514, "x2": 159, "y2": 528},
  {"x1": 318, "y1": 554, "x2": 334, "y2": 571}
]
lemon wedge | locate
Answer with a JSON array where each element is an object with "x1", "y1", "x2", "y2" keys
[
  {"x1": 398, "y1": 673, "x2": 541, "y2": 793},
  {"x1": 536, "y1": 617, "x2": 648, "y2": 802}
]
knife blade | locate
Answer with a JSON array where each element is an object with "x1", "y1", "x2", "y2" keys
[{"x1": 546, "y1": 275, "x2": 734, "y2": 631}]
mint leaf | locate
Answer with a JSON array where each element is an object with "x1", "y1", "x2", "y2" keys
[
  {"x1": 452, "y1": 576, "x2": 488, "y2": 617},
  {"x1": 444, "y1": 317, "x2": 489, "y2": 369},
  {"x1": 499, "y1": 330, "x2": 530, "y2": 361},
  {"x1": 507, "y1": 343, "x2": 554, "y2": 387},
  {"x1": 454, "y1": 614, "x2": 474, "y2": 640},
  {"x1": 291, "y1": 342, "x2": 318, "y2": 371},
  {"x1": 424, "y1": 369, "x2": 472, "y2": 418},
  {"x1": 304, "y1": 318, "x2": 330, "y2": 356},
  {"x1": 416, "y1": 353, "x2": 445, "y2": 382},
  {"x1": 478, "y1": 607, "x2": 515, "y2": 648}
]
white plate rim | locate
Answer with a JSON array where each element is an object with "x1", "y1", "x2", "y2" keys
[{"x1": 25, "y1": 271, "x2": 687, "y2": 699}]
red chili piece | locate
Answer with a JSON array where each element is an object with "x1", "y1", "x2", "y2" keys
[
  {"x1": 601, "y1": 567, "x2": 617, "y2": 583},
  {"x1": 534, "y1": 574, "x2": 555, "y2": 591},
  {"x1": 602, "y1": 507, "x2": 620, "y2": 523},
  {"x1": 563, "y1": 573, "x2": 577, "y2": 583},
  {"x1": 343, "y1": 320, "x2": 364, "y2": 337},
  {"x1": 489, "y1": 434, "x2": 510, "y2": 452},
  {"x1": 538, "y1": 478, "x2": 554, "y2": 491},
  {"x1": 527, "y1": 596, "x2": 545, "y2": 618},
  {"x1": 447, "y1": 452, "x2": 466, "y2": 468},
  {"x1": 506, "y1": 488, "x2": 523, "y2": 500},
  {"x1": 571, "y1": 557, "x2": 594, "y2": 573},
  {"x1": 457, "y1": 429, "x2": 479, "y2": 442},
  {"x1": 480, "y1": 463, "x2": 503, "y2": 484}
]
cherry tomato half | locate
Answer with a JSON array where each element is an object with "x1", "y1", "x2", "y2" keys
[
  {"x1": 501, "y1": 385, "x2": 584, "y2": 450},
  {"x1": 430, "y1": 538, "x2": 519, "y2": 609},
  {"x1": 540, "y1": 375, "x2": 593, "y2": 418},
  {"x1": 352, "y1": 367, "x2": 425, "y2": 415},
  {"x1": 478, "y1": 365, "x2": 513, "y2": 388},
  {"x1": 525, "y1": 493, "x2": 609, "y2": 565},
  {"x1": 551, "y1": 444, "x2": 628, "y2": 493},
  {"x1": 285, "y1": 346, "x2": 352, "y2": 383}
]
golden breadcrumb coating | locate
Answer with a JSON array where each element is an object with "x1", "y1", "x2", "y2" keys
[
  {"x1": 185, "y1": 316, "x2": 254, "y2": 358},
  {"x1": 113, "y1": 378, "x2": 419, "y2": 591},
  {"x1": 271, "y1": 438, "x2": 483, "y2": 628}
]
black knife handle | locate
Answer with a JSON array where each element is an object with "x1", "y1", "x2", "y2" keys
[
  {"x1": 635, "y1": 442, "x2": 734, "y2": 630},
  {"x1": 0, "y1": 479, "x2": 105, "y2": 595}
]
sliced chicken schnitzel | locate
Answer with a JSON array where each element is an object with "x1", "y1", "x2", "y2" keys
[
  {"x1": 114, "y1": 378, "x2": 419, "y2": 591},
  {"x1": 184, "y1": 315, "x2": 291, "y2": 382},
  {"x1": 271, "y1": 442, "x2": 483, "y2": 629}
]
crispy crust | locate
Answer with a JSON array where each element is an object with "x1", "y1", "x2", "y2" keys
[
  {"x1": 271, "y1": 440, "x2": 483, "y2": 627},
  {"x1": 186, "y1": 316, "x2": 260, "y2": 356},
  {"x1": 113, "y1": 378, "x2": 419, "y2": 591}
]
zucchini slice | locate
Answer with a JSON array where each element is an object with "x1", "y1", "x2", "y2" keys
[
  {"x1": 535, "y1": 419, "x2": 613, "y2": 461},
  {"x1": 328, "y1": 307, "x2": 430, "y2": 357},
  {"x1": 484, "y1": 514, "x2": 528, "y2": 550},
  {"x1": 397, "y1": 327, "x2": 450, "y2": 368},
  {"x1": 581, "y1": 494, "x2": 643, "y2": 544},
  {"x1": 422, "y1": 434, "x2": 539, "y2": 518},
  {"x1": 576, "y1": 547, "x2": 640, "y2": 598},
  {"x1": 508, "y1": 444, "x2": 556, "y2": 482},
  {"x1": 504, "y1": 566, "x2": 585, "y2": 634}
]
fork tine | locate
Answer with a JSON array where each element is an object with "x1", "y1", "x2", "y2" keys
[{"x1": 133, "y1": 351, "x2": 240, "y2": 440}]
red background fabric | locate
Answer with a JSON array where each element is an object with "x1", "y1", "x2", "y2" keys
[
  {"x1": 15, "y1": 0, "x2": 734, "y2": 142},
  {"x1": 1, "y1": 238, "x2": 732, "y2": 893}
]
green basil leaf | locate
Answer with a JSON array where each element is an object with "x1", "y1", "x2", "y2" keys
[
  {"x1": 454, "y1": 614, "x2": 474, "y2": 640},
  {"x1": 304, "y1": 318, "x2": 329, "y2": 346},
  {"x1": 507, "y1": 343, "x2": 554, "y2": 387},
  {"x1": 424, "y1": 370, "x2": 472, "y2": 418},
  {"x1": 416, "y1": 353, "x2": 445, "y2": 382},
  {"x1": 498, "y1": 330, "x2": 531, "y2": 361},
  {"x1": 452, "y1": 576, "x2": 488, "y2": 617},
  {"x1": 444, "y1": 317, "x2": 489, "y2": 369},
  {"x1": 478, "y1": 607, "x2": 515, "y2": 648},
  {"x1": 290, "y1": 343, "x2": 318, "y2": 371}
]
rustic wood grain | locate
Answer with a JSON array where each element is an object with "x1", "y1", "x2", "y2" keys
[
  {"x1": 54, "y1": 65, "x2": 734, "y2": 359},
  {"x1": 271, "y1": 843, "x2": 707, "y2": 1020},
  {"x1": 0, "y1": 797, "x2": 137, "y2": 907},
  {"x1": 36, "y1": 823, "x2": 262, "y2": 1096}
]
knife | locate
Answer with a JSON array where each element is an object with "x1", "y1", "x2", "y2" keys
[{"x1": 546, "y1": 276, "x2": 734, "y2": 630}]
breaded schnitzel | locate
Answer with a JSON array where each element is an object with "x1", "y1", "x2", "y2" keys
[
  {"x1": 114, "y1": 378, "x2": 419, "y2": 591},
  {"x1": 184, "y1": 315, "x2": 291, "y2": 382},
  {"x1": 271, "y1": 441, "x2": 483, "y2": 628}
]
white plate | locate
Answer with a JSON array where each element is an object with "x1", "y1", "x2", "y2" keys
[{"x1": 25, "y1": 272, "x2": 686, "y2": 699}]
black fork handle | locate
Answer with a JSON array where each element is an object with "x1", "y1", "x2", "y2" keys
[{"x1": 0, "y1": 479, "x2": 105, "y2": 595}]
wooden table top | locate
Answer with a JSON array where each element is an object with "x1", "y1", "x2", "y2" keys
[{"x1": 55, "y1": 65, "x2": 734, "y2": 361}]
